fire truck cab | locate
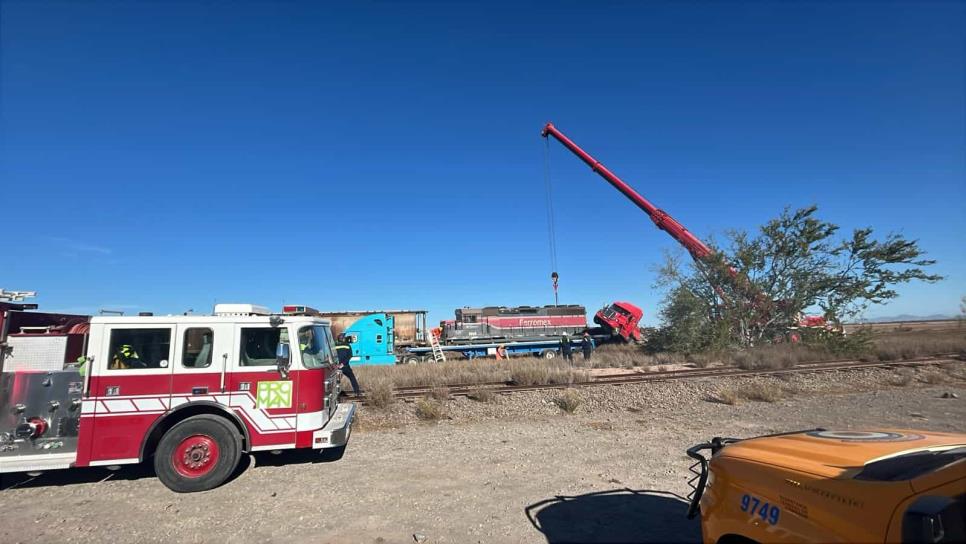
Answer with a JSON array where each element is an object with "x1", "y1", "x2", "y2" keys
[{"x1": 0, "y1": 303, "x2": 355, "y2": 492}]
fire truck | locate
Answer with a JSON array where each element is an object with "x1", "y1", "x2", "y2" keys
[{"x1": 0, "y1": 299, "x2": 355, "y2": 493}]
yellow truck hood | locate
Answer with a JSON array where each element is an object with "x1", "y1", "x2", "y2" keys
[{"x1": 719, "y1": 429, "x2": 966, "y2": 478}]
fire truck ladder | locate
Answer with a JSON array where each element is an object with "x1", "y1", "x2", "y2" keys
[{"x1": 429, "y1": 331, "x2": 447, "y2": 363}]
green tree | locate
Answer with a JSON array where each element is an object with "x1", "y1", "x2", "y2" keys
[{"x1": 653, "y1": 206, "x2": 942, "y2": 350}]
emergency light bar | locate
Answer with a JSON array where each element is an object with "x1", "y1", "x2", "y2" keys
[
  {"x1": 213, "y1": 303, "x2": 272, "y2": 316},
  {"x1": 282, "y1": 305, "x2": 322, "y2": 316}
]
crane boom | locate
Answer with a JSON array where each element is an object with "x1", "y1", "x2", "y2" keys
[{"x1": 541, "y1": 122, "x2": 714, "y2": 262}]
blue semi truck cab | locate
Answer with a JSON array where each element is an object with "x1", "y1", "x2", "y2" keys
[{"x1": 342, "y1": 313, "x2": 404, "y2": 365}]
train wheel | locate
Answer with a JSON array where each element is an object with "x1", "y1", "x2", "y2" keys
[
  {"x1": 541, "y1": 349, "x2": 557, "y2": 359},
  {"x1": 402, "y1": 355, "x2": 420, "y2": 365}
]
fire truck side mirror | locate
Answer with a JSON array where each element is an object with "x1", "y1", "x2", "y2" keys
[{"x1": 275, "y1": 343, "x2": 291, "y2": 379}]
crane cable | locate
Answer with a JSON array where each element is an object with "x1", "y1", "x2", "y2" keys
[{"x1": 543, "y1": 137, "x2": 560, "y2": 304}]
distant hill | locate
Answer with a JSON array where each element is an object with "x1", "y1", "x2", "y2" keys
[{"x1": 853, "y1": 314, "x2": 956, "y2": 323}]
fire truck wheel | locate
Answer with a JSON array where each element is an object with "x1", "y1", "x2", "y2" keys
[{"x1": 154, "y1": 415, "x2": 242, "y2": 493}]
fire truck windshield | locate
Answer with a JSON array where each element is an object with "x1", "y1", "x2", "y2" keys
[{"x1": 298, "y1": 325, "x2": 335, "y2": 369}]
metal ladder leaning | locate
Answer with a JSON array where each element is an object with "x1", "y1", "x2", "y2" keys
[{"x1": 429, "y1": 330, "x2": 447, "y2": 363}]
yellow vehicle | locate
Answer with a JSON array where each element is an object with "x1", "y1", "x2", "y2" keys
[{"x1": 686, "y1": 429, "x2": 966, "y2": 543}]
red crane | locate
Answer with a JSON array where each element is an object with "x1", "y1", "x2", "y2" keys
[
  {"x1": 541, "y1": 122, "x2": 830, "y2": 338},
  {"x1": 542, "y1": 122, "x2": 723, "y2": 270}
]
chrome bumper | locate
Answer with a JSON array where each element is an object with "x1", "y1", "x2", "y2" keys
[{"x1": 312, "y1": 402, "x2": 355, "y2": 449}]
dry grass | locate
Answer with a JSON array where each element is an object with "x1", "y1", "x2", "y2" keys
[
  {"x1": 364, "y1": 374, "x2": 395, "y2": 409},
  {"x1": 709, "y1": 389, "x2": 739, "y2": 405},
  {"x1": 590, "y1": 344, "x2": 685, "y2": 369},
  {"x1": 712, "y1": 381, "x2": 783, "y2": 404},
  {"x1": 730, "y1": 345, "x2": 834, "y2": 370},
  {"x1": 687, "y1": 352, "x2": 717, "y2": 368},
  {"x1": 942, "y1": 363, "x2": 966, "y2": 381},
  {"x1": 871, "y1": 331, "x2": 966, "y2": 361},
  {"x1": 467, "y1": 386, "x2": 496, "y2": 403},
  {"x1": 917, "y1": 370, "x2": 946, "y2": 385},
  {"x1": 886, "y1": 369, "x2": 915, "y2": 386},
  {"x1": 414, "y1": 397, "x2": 447, "y2": 421},
  {"x1": 430, "y1": 384, "x2": 450, "y2": 401},
  {"x1": 738, "y1": 382, "x2": 784, "y2": 402},
  {"x1": 554, "y1": 389, "x2": 583, "y2": 414},
  {"x1": 509, "y1": 359, "x2": 588, "y2": 386}
]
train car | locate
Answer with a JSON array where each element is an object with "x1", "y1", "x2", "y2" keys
[
  {"x1": 285, "y1": 307, "x2": 427, "y2": 348},
  {"x1": 441, "y1": 304, "x2": 587, "y2": 345}
]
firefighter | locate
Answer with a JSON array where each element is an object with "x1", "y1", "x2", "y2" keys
[
  {"x1": 110, "y1": 344, "x2": 143, "y2": 369},
  {"x1": 335, "y1": 334, "x2": 361, "y2": 395},
  {"x1": 559, "y1": 333, "x2": 573, "y2": 362},
  {"x1": 74, "y1": 355, "x2": 88, "y2": 377},
  {"x1": 581, "y1": 331, "x2": 595, "y2": 362}
]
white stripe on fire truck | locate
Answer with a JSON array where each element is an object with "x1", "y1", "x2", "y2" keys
[
  {"x1": 83, "y1": 392, "x2": 303, "y2": 434},
  {"x1": 102, "y1": 399, "x2": 137, "y2": 413}
]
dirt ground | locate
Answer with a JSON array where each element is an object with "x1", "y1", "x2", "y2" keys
[{"x1": 1, "y1": 369, "x2": 964, "y2": 544}]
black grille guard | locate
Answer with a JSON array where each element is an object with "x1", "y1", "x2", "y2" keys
[
  {"x1": 685, "y1": 437, "x2": 736, "y2": 519},
  {"x1": 685, "y1": 428, "x2": 825, "y2": 519}
]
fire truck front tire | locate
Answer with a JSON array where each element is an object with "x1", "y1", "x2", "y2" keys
[{"x1": 154, "y1": 415, "x2": 243, "y2": 493}]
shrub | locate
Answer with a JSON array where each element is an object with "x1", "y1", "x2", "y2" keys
[
  {"x1": 365, "y1": 375, "x2": 395, "y2": 409},
  {"x1": 554, "y1": 389, "x2": 583, "y2": 414},
  {"x1": 468, "y1": 386, "x2": 496, "y2": 403},
  {"x1": 688, "y1": 352, "x2": 716, "y2": 369},
  {"x1": 918, "y1": 370, "x2": 945, "y2": 385},
  {"x1": 887, "y1": 369, "x2": 914, "y2": 387},
  {"x1": 736, "y1": 382, "x2": 783, "y2": 402},
  {"x1": 415, "y1": 397, "x2": 446, "y2": 420},
  {"x1": 709, "y1": 389, "x2": 739, "y2": 405},
  {"x1": 430, "y1": 384, "x2": 450, "y2": 401},
  {"x1": 510, "y1": 359, "x2": 585, "y2": 386}
]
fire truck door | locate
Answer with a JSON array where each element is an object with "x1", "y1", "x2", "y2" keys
[
  {"x1": 88, "y1": 323, "x2": 175, "y2": 463},
  {"x1": 170, "y1": 323, "x2": 232, "y2": 401},
  {"x1": 228, "y1": 325, "x2": 297, "y2": 449}
]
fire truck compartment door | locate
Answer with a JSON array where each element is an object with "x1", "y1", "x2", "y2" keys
[{"x1": 89, "y1": 323, "x2": 175, "y2": 463}]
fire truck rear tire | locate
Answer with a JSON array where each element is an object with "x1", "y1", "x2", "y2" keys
[{"x1": 154, "y1": 415, "x2": 242, "y2": 493}]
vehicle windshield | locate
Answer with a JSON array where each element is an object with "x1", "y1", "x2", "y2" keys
[
  {"x1": 298, "y1": 325, "x2": 335, "y2": 369},
  {"x1": 855, "y1": 446, "x2": 966, "y2": 481}
]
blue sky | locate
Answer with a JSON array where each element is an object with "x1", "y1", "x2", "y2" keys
[{"x1": 2, "y1": 1, "x2": 964, "y2": 326}]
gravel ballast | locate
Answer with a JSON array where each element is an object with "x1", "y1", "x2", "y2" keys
[{"x1": 1, "y1": 365, "x2": 963, "y2": 544}]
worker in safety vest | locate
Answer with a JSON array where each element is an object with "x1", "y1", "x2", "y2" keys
[
  {"x1": 74, "y1": 356, "x2": 88, "y2": 377},
  {"x1": 581, "y1": 332, "x2": 596, "y2": 361},
  {"x1": 559, "y1": 333, "x2": 573, "y2": 362},
  {"x1": 334, "y1": 334, "x2": 361, "y2": 395},
  {"x1": 110, "y1": 344, "x2": 143, "y2": 369}
]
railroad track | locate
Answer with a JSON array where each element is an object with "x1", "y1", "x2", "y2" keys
[{"x1": 343, "y1": 354, "x2": 962, "y2": 404}]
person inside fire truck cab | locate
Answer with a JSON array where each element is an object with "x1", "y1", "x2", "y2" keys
[
  {"x1": 334, "y1": 334, "x2": 361, "y2": 396},
  {"x1": 110, "y1": 344, "x2": 145, "y2": 369}
]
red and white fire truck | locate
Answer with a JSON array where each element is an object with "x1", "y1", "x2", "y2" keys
[{"x1": 0, "y1": 300, "x2": 355, "y2": 492}]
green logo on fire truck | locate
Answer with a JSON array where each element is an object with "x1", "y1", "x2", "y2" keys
[{"x1": 256, "y1": 381, "x2": 293, "y2": 409}]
